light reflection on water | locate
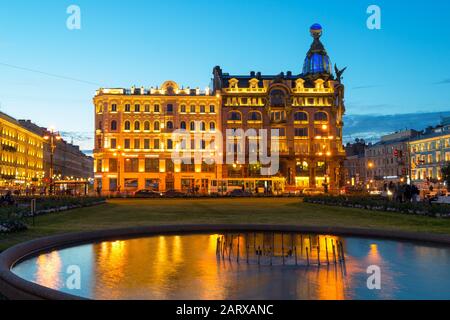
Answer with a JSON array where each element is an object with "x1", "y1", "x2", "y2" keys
[{"x1": 11, "y1": 233, "x2": 450, "y2": 300}]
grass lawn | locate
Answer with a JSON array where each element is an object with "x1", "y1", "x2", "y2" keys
[{"x1": 1, "y1": 198, "x2": 450, "y2": 251}]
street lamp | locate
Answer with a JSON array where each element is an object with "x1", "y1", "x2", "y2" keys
[{"x1": 43, "y1": 127, "x2": 62, "y2": 195}]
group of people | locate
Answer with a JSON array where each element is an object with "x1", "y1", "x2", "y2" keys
[
  {"x1": 0, "y1": 190, "x2": 16, "y2": 206},
  {"x1": 383, "y1": 182, "x2": 420, "y2": 203}
]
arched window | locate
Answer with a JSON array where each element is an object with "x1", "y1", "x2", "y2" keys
[
  {"x1": 144, "y1": 121, "x2": 150, "y2": 131},
  {"x1": 200, "y1": 121, "x2": 206, "y2": 131},
  {"x1": 154, "y1": 121, "x2": 160, "y2": 131},
  {"x1": 248, "y1": 111, "x2": 262, "y2": 121},
  {"x1": 314, "y1": 111, "x2": 328, "y2": 122},
  {"x1": 190, "y1": 121, "x2": 195, "y2": 131},
  {"x1": 209, "y1": 122, "x2": 216, "y2": 132},
  {"x1": 180, "y1": 121, "x2": 187, "y2": 130},
  {"x1": 111, "y1": 120, "x2": 117, "y2": 131},
  {"x1": 294, "y1": 111, "x2": 308, "y2": 122},
  {"x1": 229, "y1": 111, "x2": 242, "y2": 121},
  {"x1": 124, "y1": 121, "x2": 131, "y2": 131},
  {"x1": 167, "y1": 121, "x2": 174, "y2": 129},
  {"x1": 134, "y1": 121, "x2": 141, "y2": 131}
]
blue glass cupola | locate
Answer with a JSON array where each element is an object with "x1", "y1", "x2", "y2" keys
[{"x1": 302, "y1": 24, "x2": 333, "y2": 77}]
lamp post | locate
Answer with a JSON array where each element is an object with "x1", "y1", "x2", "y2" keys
[{"x1": 43, "y1": 127, "x2": 61, "y2": 195}]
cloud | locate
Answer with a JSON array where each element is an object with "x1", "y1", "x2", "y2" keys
[
  {"x1": 343, "y1": 111, "x2": 450, "y2": 143},
  {"x1": 351, "y1": 85, "x2": 382, "y2": 90},
  {"x1": 434, "y1": 79, "x2": 450, "y2": 85}
]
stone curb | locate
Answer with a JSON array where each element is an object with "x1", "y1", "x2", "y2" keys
[{"x1": 1, "y1": 224, "x2": 450, "y2": 300}]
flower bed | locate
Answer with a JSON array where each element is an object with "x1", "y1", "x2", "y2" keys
[
  {"x1": 0, "y1": 197, "x2": 106, "y2": 234},
  {"x1": 303, "y1": 195, "x2": 450, "y2": 218}
]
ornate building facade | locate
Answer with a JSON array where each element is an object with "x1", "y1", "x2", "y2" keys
[
  {"x1": 0, "y1": 112, "x2": 44, "y2": 189},
  {"x1": 212, "y1": 24, "x2": 346, "y2": 191},
  {"x1": 93, "y1": 81, "x2": 221, "y2": 194},
  {"x1": 93, "y1": 24, "x2": 346, "y2": 194}
]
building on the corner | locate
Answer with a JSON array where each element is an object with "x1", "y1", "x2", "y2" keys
[
  {"x1": 0, "y1": 112, "x2": 44, "y2": 189},
  {"x1": 212, "y1": 24, "x2": 346, "y2": 192},
  {"x1": 93, "y1": 81, "x2": 221, "y2": 194},
  {"x1": 18, "y1": 120, "x2": 94, "y2": 187},
  {"x1": 409, "y1": 117, "x2": 450, "y2": 191},
  {"x1": 365, "y1": 130, "x2": 419, "y2": 188},
  {"x1": 344, "y1": 139, "x2": 368, "y2": 187}
]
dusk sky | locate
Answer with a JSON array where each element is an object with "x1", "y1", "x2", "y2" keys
[{"x1": 1, "y1": 0, "x2": 449, "y2": 149}]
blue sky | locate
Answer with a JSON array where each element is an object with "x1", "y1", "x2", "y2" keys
[{"x1": 0, "y1": 0, "x2": 449, "y2": 149}]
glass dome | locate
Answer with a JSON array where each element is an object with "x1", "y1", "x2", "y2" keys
[{"x1": 302, "y1": 24, "x2": 332, "y2": 76}]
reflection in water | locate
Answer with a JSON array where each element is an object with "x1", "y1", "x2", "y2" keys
[
  {"x1": 35, "y1": 251, "x2": 63, "y2": 290},
  {"x1": 11, "y1": 233, "x2": 450, "y2": 300}
]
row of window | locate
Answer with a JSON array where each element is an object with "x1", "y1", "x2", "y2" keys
[
  {"x1": 228, "y1": 111, "x2": 328, "y2": 122},
  {"x1": 107, "y1": 120, "x2": 217, "y2": 132},
  {"x1": 98, "y1": 158, "x2": 215, "y2": 174},
  {"x1": 109, "y1": 137, "x2": 215, "y2": 151},
  {"x1": 98, "y1": 103, "x2": 216, "y2": 114}
]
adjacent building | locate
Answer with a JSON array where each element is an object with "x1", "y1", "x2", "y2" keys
[
  {"x1": 365, "y1": 130, "x2": 419, "y2": 188},
  {"x1": 0, "y1": 112, "x2": 44, "y2": 189},
  {"x1": 93, "y1": 24, "x2": 346, "y2": 194},
  {"x1": 19, "y1": 120, "x2": 94, "y2": 184},
  {"x1": 409, "y1": 118, "x2": 450, "y2": 190},
  {"x1": 344, "y1": 139, "x2": 368, "y2": 186},
  {"x1": 93, "y1": 81, "x2": 221, "y2": 193}
]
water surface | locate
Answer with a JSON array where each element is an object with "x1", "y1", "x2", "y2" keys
[{"x1": 12, "y1": 233, "x2": 450, "y2": 300}]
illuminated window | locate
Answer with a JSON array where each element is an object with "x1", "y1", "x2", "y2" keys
[
  {"x1": 248, "y1": 111, "x2": 262, "y2": 121},
  {"x1": 294, "y1": 111, "x2": 308, "y2": 122},
  {"x1": 124, "y1": 121, "x2": 131, "y2": 131},
  {"x1": 111, "y1": 120, "x2": 117, "y2": 131},
  {"x1": 134, "y1": 121, "x2": 140, "y2": 131},
  {"x1": 144, "y1": 121, "x2": 150, "y2": 131},
  {"x1": 314, "y1": 112, "x2": 328, "y2": 122}
]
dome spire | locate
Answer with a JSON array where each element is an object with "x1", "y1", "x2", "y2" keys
[{"x1": 302, "y1": 24, "x2": 332, "y2": 79}]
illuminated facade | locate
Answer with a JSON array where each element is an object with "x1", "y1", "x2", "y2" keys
[
  {"x1": 409, "y1": 118, "x2": 450, "y2": 190},
  {"x1": 93, "y1": 24, "x2": 346, "y2": 194},
  {"x1": 93, "y1": 81, "x2": 221, "y2": 193},
  {"x1": 212, "y1": 24, "x2": 346, "y2": 191},
  {"x1": 0, "y1": 112, "x2": 44, "y2": 188}
]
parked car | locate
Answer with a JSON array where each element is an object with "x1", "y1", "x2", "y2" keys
[
  {"x1": 134, "y1": 190, "x2": 162, "y2": 198},
  {"x1": 162, "y1": 190, "x2": 187, "y2": 198},
  {"x1": 229, "y1": 189, "x2": 252, "y2": 197},
  {"x1": 302, "y1": 188, "x2": 323, "y2": 196}
]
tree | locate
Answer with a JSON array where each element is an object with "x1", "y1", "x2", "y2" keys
[{"x1": 441, "y1": 162, "x2": 450, "y2": 191}]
